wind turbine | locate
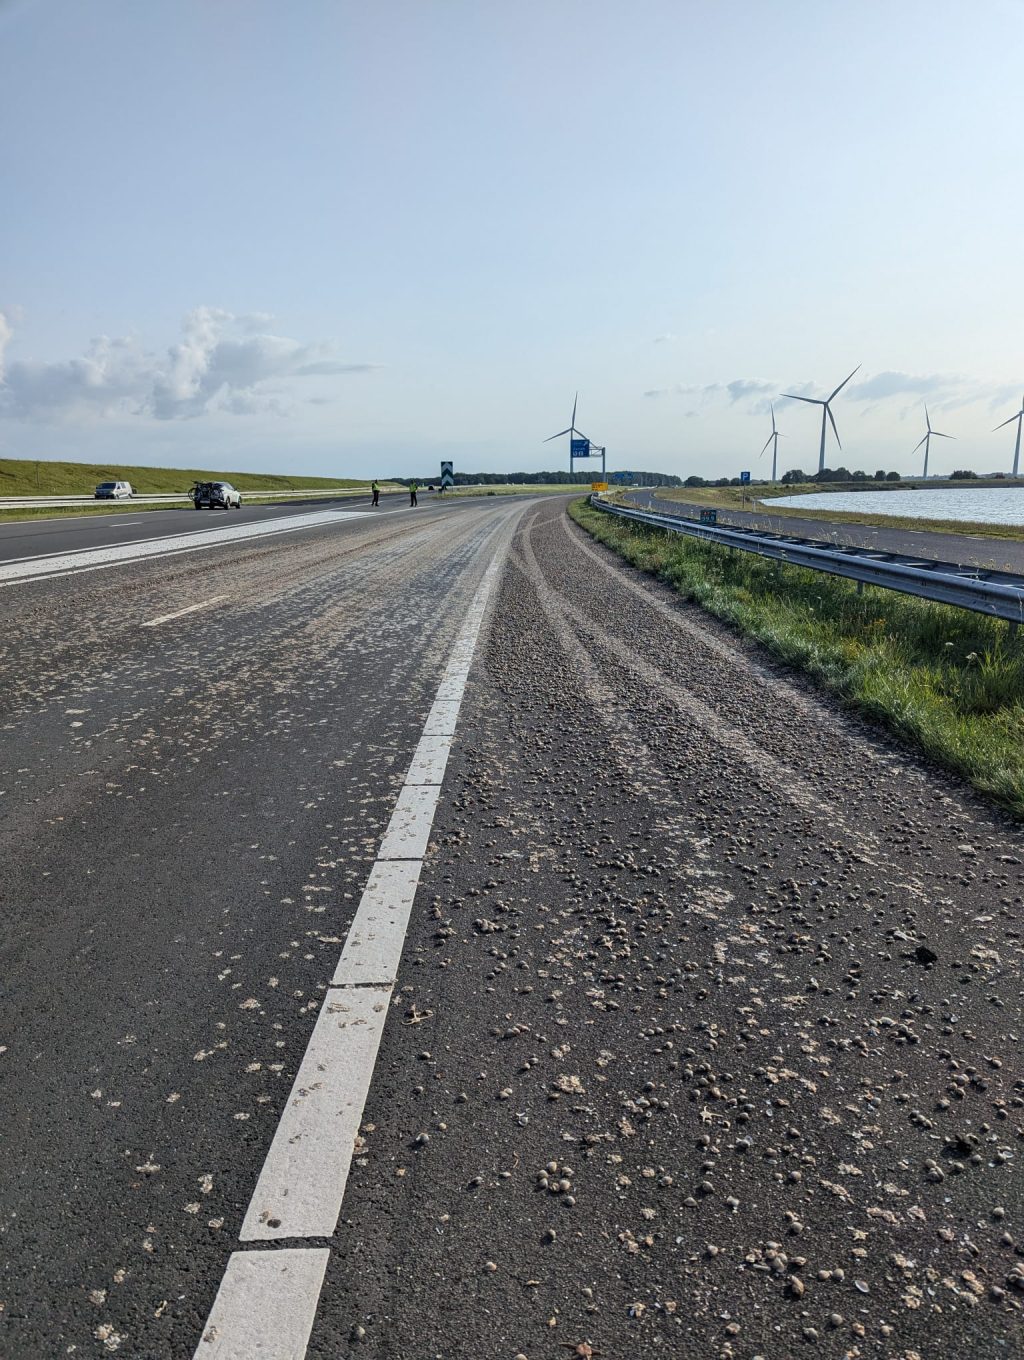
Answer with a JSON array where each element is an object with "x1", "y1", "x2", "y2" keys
[
  {"x1": 912, "y1": 405, "x2": 954, "y2": 479},
  {"x1": 544, "y1": 392, "x2": 591, "y2": 475},
  {"x1": 780, "y1": 366, "x2": 860, "y2": 473},
  {"x1": 993, "y1": 394, "x2": 1024, "y2": 477},
  {"x1": 759, "y1": 403, "x2": 783, "y2": 482}
]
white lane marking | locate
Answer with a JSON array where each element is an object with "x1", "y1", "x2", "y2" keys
[
  {"x1": 141, "y1": 596, "x2": 227, "y2": 628},
  {"x1": 195, "y1": 554, "x2": 502, "y2": 1353},
  {"x1": 331, "y1": 860, "x2": 423, "y2": 987},
  {"x1": 239, "y1": 985, "x2": 393, "y2": 1241},
  {"x1": 422, "y1": 699, "x2": 463, "y2": 736},
  {"x1": 0, "y1": 508, "x2": 397, "y2": 584},
  {"x1": 108, "y1": 520, "x2": 143, "y2": 528},
  {"x1": 404, "y1": 733, "x2": 454, "y2": 784},
  {"x1": 375, "y1": 784, "x2": 442, "y2": 860},
  {"x1": 196, "y1": 1248, "x2": 329, "y2": 1358}
]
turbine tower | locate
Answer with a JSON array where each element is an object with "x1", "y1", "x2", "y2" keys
[
  {"x1": 780, "y1": 366, "x2": 860, "y2": 473},
  {"x1": 912, "y1": 405, "x2": 954, "y2": 479},
  {"x1": 760, "y1": 403, "x2": 783, "y2": 482},
  {"x1": 993, "y1": 394, "x2": 1024, "y2": 477},
  {"x1": 544, "y1": 392, "x2": 590, "y2": 476}
]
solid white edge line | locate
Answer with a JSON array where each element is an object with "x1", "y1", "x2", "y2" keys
[
  {"x1": 404, "y1": 733, "x2": 455, "y2": 785},
  {"x1": 194, "y1": 1247, "x2": 330, "y2": 1359},
  {"x1": 141, "y1": 596, "x2": 227, "y2": 628},
  {"x1": 376, "y1": 784, "x2": 443, "y2": 860},
  {"x1": 238, "y1": 986, "x2": 393, "y2": 1241},
  {"x1": 330, "y1": 860, "x2": 424, "y2": 986}
]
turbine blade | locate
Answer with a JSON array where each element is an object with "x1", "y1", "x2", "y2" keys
[
  {"x1": 760, "y1": 434, "x2": 774, "y2": 455},
  {"x1": 993, "y1": 414, "x2": 1019, "y2": 431},
  {"x1": 826, "y1": 403, "x2": 841, "y2": 449},
  {"x1": 544, "y1": 427, "x2": 572, "y2": 441},
  {"x1": 911, "y1": 435, "x2": 927, "y2": 453},
  {"x1": 770, "y1": 401, "x2": 776, "y2": 432},
  {"x1": 572, "y1": 392, "x2": 578, "y2": 427},
  {"x1": 933, "y1": 431, "x2": 955, "y2": 440},
  {"x1": 780, "y1": 393, "x2": 823, "y2": 406},
  {"x1": 925, "y1": 403, "x2": 931, "y2": 432},
  {"x1": 828, "y1": 364, "x2": 861, "y2": 401}
]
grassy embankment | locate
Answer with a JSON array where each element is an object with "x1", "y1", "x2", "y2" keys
[
  {"x1": 639, "y1": 481, "x2": 1024, "y2": 542},
  {"x1": 447, "y1": 483, "x2": 583, "y2": 497},
  {"x1": 570, "y1": 497, "x2": 1024, "y2": 817},
  {"x1": 0, "y1": 457, "x2": 398, "y2": 523}
]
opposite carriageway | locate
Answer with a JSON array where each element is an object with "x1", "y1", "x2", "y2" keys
[{"x1": 593, "y1": 495, "x2": 1024, "y2": 628}]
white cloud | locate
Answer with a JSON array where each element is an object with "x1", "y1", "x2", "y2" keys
[
  {"x1": 645, "y1": 368, "x2": 1020, "y2": 418},
  {"x1": 0, "y1": 308, "x2": 376, "y2": 423}
]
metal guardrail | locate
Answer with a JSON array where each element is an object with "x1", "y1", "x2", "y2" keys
[{"x1": 591, "y1": 496, "x2": 1024, "y2": 627}]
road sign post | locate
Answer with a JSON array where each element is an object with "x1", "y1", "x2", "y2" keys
[{"x1": 440, "y1": 461, "x2": 454, "y2": 492}]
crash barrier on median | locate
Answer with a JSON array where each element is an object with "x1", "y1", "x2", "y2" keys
[{"x1": 590, "y1": 495, "x2": 1024, "y2": 628}]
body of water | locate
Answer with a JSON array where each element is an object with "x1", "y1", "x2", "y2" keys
[{"x1": 769, "y1": 487, "x2": 1024, "y2": 526}]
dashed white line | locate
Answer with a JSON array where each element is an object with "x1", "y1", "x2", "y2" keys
[
  {"x1": 141, "y1": 596, "x2": 227, "y2": 628},
  {"x1": 193, "y1": 554, "x2": 502, "y2": 1357}
]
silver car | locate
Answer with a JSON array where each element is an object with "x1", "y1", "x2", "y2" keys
[{"x1": 191, "y1": 481, "x2": 242, "y2": 510}]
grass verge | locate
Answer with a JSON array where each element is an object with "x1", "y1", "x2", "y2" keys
[{"x1": 570, "y1": 497, "x2": 1024, "y2": 817}]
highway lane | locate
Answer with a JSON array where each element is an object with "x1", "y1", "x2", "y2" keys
[
  {"x1": 0, "y1": 494, "x2": 524, "y2": 1357},
  {"x1": 0, "y1": 491, "x2": 418, "y2": 566},
  {"x1": 626, "y1": 487, "x2": 1024, "y2": 573},
  {"x1": 2, "y1": 493, "x2": 1022, "y2": 1358}
]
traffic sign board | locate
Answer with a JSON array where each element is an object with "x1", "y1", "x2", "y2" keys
[
  {"x1": 570, "y1": 438, "x2": 591, "y2": 458},
  {"x1": 740, "y1": 470, "x2": 751, "y2": 484},
  {"x1": 440, "y1": 461, "x2": 454, "y2": 490}
]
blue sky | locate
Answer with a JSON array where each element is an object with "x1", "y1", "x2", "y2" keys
[{"x1": 2, "y1": 0, "x2": 1023, "y2": 479}]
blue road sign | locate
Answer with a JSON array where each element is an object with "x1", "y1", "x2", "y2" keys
[
  {"x1": 740, "y1": 470, "x2": 751, "y2": 484},
  {"x1": 570, "y1": 438, "x2": 591, "y2": 457},
  {"x1": 699, "y1": 508, "x2": 718, "y2": 525},
  {"x1": 612, "y1": 471, "x2": 630, "y2": 483}
]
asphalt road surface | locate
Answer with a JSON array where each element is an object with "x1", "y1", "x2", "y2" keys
[
  {"x1": 1, "y1": 495, "x2": 1021, "y2": 1359},
  {"x1": 626, "y1": 488, "x2": 1024, "y2": 574},
  {"x1": 0, "y1": 491, "x2": 417, "y2": 566}
]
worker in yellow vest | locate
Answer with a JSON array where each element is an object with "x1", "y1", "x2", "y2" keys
[
  {"x1": 371, "y1": 480, "x2": 380, "y2": 507},
  {"x1": 409, "y1": 481, "x2": 418, "y2": 507}
]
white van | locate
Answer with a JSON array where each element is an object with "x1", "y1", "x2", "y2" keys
[{"x1": 94, "y1": 481, "x2": 133, "y2": 499}]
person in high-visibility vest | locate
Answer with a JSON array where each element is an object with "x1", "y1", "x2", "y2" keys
[
  {"x1": 371, "y1": 480, "x2": 380, "y2": 507},
  {"x1": 409, "y1": 481, "x2": 418, "y2": 507}
]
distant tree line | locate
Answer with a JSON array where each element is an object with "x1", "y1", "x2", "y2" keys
[
  {"x1": 683, "y1": 467, "x2": 992, "y2": 489},
  {"x1": 390, "y1": 470, "x2": 683, "y2": 487}
]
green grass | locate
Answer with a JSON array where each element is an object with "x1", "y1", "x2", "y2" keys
[
  {"x1": 570, "y1": 498, "x2": 1024, "y2": 817},
  {"x1": 447, "y1": 483, "x2": 583, "y2": 497},
  {"x1": 0, "y1": 455, "x2": 372, "y2": 498},
  {"x1": 642, "y1": 482, "x2": 1024, "y2": 542}
]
